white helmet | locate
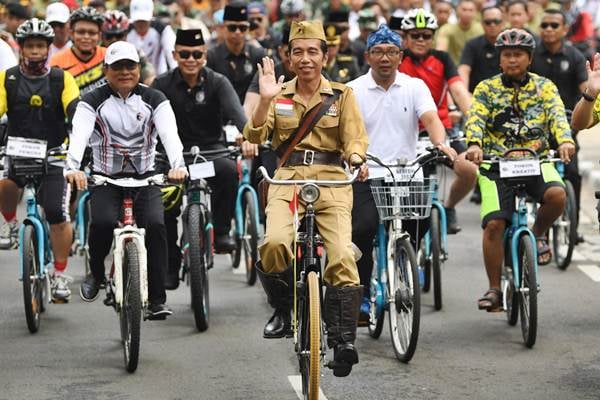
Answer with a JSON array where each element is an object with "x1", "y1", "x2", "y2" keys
[
  {"x1": 15, "y1": 18, "x2": 55, "y2": 44},
  {"x1": 401, "y1": 8, "x2": 438, "y2": 31}
]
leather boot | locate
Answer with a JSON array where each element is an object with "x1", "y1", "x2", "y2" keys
[
  {"x1": 324, "y1": 285, "x2": 362, "y2": 377},
  {"x1": 256, "y1": 261, "x2": 293, "y2": 339}
]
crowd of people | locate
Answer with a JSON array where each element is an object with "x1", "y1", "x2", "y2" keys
[{"x1": 1, "y1": 0, "x2": 600, "y2": 377}]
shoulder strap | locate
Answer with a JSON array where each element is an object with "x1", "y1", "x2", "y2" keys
[
  {"x1": 49, "y1": 67, "x2": 64, "y2": 101},
  {"x1": 276, "y1": 88, "x2": 342, "y2": 167}
]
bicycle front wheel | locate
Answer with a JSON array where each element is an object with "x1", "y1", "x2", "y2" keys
[
  {"x1": 22, "y1": 224, "x2": 42, "y2": 334},
  {"x1": 518, "y1": 235, "x2": 537, "y2": 348},
  {"x1": 242, "y1": 190, "x2": 258, "y2": 286},
  {"x1": 120, "y1": 240, "x2": 141, "y2": 373},
  {"x1": 307, "y1": 271, "x2": 321, "y2": 400},
  {"x1": 430, "y1": 207, "x2": 442, "y2": 311},
  {"x1": 552, "y1": 180, "x2": 577, "y2": 270},
  {"x1": 187, "y1": 204, "x2": 209, "y2": 332},
  {"x1": 388, "y1": 237, "x2": 420, "y2": 363}
]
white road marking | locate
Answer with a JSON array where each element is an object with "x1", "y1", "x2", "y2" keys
[
  {"x1": 578, "y1": 264, "x2": 600, "y2": 282},
  {"x1": 571, "y1": 250, "x2": 585, "y2": 262},
  {"x1": 288, "y1": 375, "x2": 328, "y2": 400}
]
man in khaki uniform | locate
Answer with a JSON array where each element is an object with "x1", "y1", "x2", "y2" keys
[{"x1": 243, "y1": 20, "x2": 368, "y2": 378}]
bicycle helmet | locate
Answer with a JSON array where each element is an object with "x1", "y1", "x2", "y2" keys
[
  {"x1": 401, "y1": 8, "x2": 438, "y2": 31},
  {"x1": 160, "y1": 184, "x2": 183, "y2": 212},
  {"x1": 102, "y1": 10, "x2": 130, "y2": 34},
  {"x1": 494, "y1": 28, "x2": 535, "y2": 53},
  {"x1": 15, "y1": 18, "x2": 55, "y2": 44},
  {"x1": 70, "y1": 6, "x2": 105, "y2": 29}
]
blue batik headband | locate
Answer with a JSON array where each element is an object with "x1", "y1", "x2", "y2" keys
[{"x1": 366, "y1": 24, "x2": 402, "y2": 50}]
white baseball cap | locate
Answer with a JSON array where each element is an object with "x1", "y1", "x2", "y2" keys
[
  {"x1": 104, "y1": 41, "x2": 140, "y2": 65},
  {"x1": 129, "y1": 0, "x2": 154, "y2": 22},
  {"x1": 45, "y1": 2, "x2": 70, "y2": 24}
]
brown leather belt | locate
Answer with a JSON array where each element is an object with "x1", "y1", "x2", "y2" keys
[{"x1": 283, "y1": 150, "x2": 343, "y2": 167}]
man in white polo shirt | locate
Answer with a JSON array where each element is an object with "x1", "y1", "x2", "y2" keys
[
  {"x1": 347, "y1": 24, "x2": 457, "y2": 323},
  {"x1": 45, "y1": 2, "x2": 72, "y2": 59}
]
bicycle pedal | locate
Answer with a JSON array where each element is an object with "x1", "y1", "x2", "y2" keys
[{"x1": 103, "y1": 296, "x2": 115, "y2": 307}]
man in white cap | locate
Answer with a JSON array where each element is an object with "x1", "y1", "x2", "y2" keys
[
  {"x1": 45, "y1": 2, "x2": 72, "y2": 59},
  {"x1": 65, "y1": 41, "x2": 187, "y2": 320},
  {"x1": 272, "y1": 0, "x2": 305, "y2": 35},
  {"x1": 127, "y1": 0, "x2": 177, "y2": 75}
]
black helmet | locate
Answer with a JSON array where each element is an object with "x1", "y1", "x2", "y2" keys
[
  {"x1": 15, "y1": 18, "x2": 54, "y2": 44},
  {"x1": 495, "y1": 28, "x2": 536, "y2": 53},
  {"x1": 70, "y1": 6, "x2": 105, "y2": 28}
]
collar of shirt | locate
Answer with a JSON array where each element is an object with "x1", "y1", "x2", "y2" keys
[
  {"x1": 173, "y1": 67, "x2": 205, "y2": 89},
  {"x1": 365, "y1": 69, "x2": 403, "y2": 90},
  {"x1": 281, "y1": 76, "x2": 335, "y2": 109},
  {"x1": 220, "y1": 42, "x2": 251, "y2": 60},
  {"x1": 539, "y1": 40, "x2": 566, "y2": 56},
  {"x1": 108, "y1": 83, "x2": 142, "y2": 100}
]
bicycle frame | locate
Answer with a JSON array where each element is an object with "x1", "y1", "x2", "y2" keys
[
  {"x1": 18, "y1": 184, "x2": 53, "y2": 290},
  {"x1": 234, "y1": 158, "x2": 260, "y2": 237},
  {"x1": 73, "y1": 190, "x2": 90, "y2": 256},
  {"x1": 504, "y1": 191, "x2": 539, "y2": 290}
]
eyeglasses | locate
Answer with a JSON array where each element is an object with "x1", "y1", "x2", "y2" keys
[
  {"x1": 74, "y1": 29, "x2": 100, "y2": 36},
  {"x1": 103, "y1": 32, "x2": 125, "y2": 40},
  {"x1": 177, "y1": 50, "x2": 204, "y2": 60},
  {"x1": 540, "y1": 22, "x2": 561, "y2": 29},
  {"x1": 226, "y1": 24, "x2": 250, "y2": 33},
  {"x1": 109, "y1": 60, "x2": 138, "y2": 71},
  {"x1": 408, "y1": 31, "x2": 433, "y2": 40},
  {"x1": 369, "y1": 48, "x2": 402, "y2": 58},
  {"x1": 483, "y1": 19, "x2": 503, "y2": 26}
]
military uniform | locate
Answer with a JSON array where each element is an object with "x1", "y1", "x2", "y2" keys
[{"x1": 244, "y1": 75, "x2": 368, "y2": 286}]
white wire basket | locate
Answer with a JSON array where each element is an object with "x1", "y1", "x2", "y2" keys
[{"x1": 370, "y1": 177, "x2": 436, "y2": 221}]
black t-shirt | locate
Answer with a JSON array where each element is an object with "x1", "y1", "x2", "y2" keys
[
  {"x1": 530, "y1": 41, "x2": 587, "y2": 111},
  {"x1": 151, "y1": 67, "x2": 247, "y2": 149},
  {"x1": 459, "y1": 35, "x2": 499, "y2": 93},
  {"x1": 206, "y1": 42, "x2": 266, "y2": 104}
]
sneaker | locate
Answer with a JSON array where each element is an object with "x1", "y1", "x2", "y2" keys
[
  {"x1": 51, "y1": 273, "x2": 73, "y2": 303},
  {"x1": 80, "y1": 274, "x2": 102, "y2": 302},
  {"x1": 214, "y1": 234, "x2": 236, "y2": 254},
  {"x1": 0, "y1": 220, "x2": 18, "y2": 249},
  {"x1": 358, "y1": 296, "x2": 370, "y2": 327},
  {"x1": 145, "y1": 303, "x2": 172, "y2": 320},
  {"x1": 445, "y1": 207, "x2": 462, "y2": 234}
]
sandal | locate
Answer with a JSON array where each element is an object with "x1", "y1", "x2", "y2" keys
[
  {"x1": 477, "y1": 288, "x2": 503, "y2": 312},
  {"x1": 536, "y1": 236, "x2": 552, "y2": 266}
]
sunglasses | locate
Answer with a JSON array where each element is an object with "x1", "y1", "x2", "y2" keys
[
  {"x1": 226, "y1": 24, "x2": 249, "y2": 33},
  {"x1": 177, "y1": 50, "x2": 204, "y2": 60},
  {"x1": 540, "y1": 22, "x2": 561, "y2": 29},
  {"x1": 109, "y1": 60, "x2": 138, "y2": 71},
  {"x1": 408, "y1": 31, "x2": 433, "y2": 40},
  {"x1": 483, "y1": 19, "x2": 502, "y2": 26},
  {"x1": 74, "y1": 29, "x2": 99, "y2": 36},
  {"x1": 103, "y1": 32, "x2": 125, "y2": 40}
]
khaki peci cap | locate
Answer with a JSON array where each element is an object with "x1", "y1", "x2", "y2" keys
[{"x1": 289, "y1": 20, "x2": 326, "y2": 42}]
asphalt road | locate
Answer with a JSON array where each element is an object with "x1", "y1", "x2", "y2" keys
[{"x1": 2, "y1": 181, "x2": 600, "y2": 400}]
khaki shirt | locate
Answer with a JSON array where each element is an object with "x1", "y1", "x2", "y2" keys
[{"x1": 243, "y1": 75, "x2": 368, "y2": 164}]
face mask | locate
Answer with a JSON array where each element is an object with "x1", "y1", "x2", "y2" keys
[{"x1": 20, "y1": 56, "x2": 49, "y2": 76}]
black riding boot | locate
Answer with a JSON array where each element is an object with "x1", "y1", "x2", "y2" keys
[
  {"x1": 256, "y1": 261, "x2": 293, "y2": 339},
  {"x1": 324, "y1": 285, "x2": 362, "y2": 377}
]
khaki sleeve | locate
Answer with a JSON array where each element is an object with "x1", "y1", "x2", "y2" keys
[
  {"x1": 338, "y1": 87, "x2": 368, "y2": 161},
  {"x1": 242, "y1": 99, "x2": 275, "y2": 144}
]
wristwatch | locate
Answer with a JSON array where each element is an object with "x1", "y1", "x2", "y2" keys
[
  {"x1": 448, "y1": 104, "x2": 458, "y2": 112},
  {"x1": 582, "y1": 88, "x2": 597, "y2": 102}
]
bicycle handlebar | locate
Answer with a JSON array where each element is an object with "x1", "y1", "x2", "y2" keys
[
  {"x1": 258, "y1": 166, "x2": 360, "y2": 186},
  {"x1": 366, "y1": 147, "x2": 445, "y2": 169},
  {"x1": 89, "y1": 173, "x2": 166, "y2": 188}
]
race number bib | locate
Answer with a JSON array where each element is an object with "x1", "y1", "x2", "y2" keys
[
  {"x1": 499, "y1": 159, "x2": 541, "y2": 178},
  {"x1": 6, "y1": 137, "x2": 47, "y2": 159},
  {"x1": 188, "y1": 161, "x2": 216, "y2": 180}
]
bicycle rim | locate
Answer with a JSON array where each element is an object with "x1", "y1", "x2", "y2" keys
[
  {"x1": 307, "y1": 271, "x2": 321, "y2": 400},
  {"x1": 518, "y1": 235, "x2": 537, "y2": 348},
  {"x1": 368, "y1": 251, "x2": 384, "y2": 339},
  {"x1": 503, "y1": 265, "x2": 519, "y2": 326},
  {"x1": 430, "y1": 208, "x2": 442, "y2": 311},
  {"x1": 188, "y1": 204, "x2": 209, "y2": 331},
  {"x1": 388, "y1": 238, "x2": 420, "y2": 363},
  {"x1": 553, "y1": 180, "x2": 576, "y2": 270},
  {"x1": 243, "y1": 191, "x2": 258, "y2": 286},
  {"x1": 120, "y1": 240, "x2": 141, "y2": 373},
  {"x1": 22, "y1": 225, "x2": 41, "y2": 333}
]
